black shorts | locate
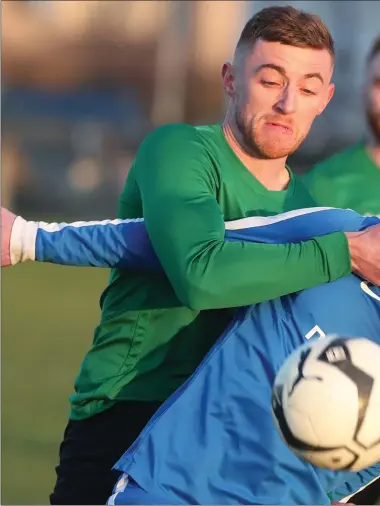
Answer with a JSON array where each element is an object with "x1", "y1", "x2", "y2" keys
[
  {"x1": 351, "y1": 477, "x2": 380, "y2": 505},
  {"x1": 50, "y1": 401, "x2": 161, "y2": 505}
]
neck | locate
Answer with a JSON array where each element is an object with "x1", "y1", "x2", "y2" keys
[
  {"x1": 222, "y1": 120, "x2": 290, "y2": 191},
  {"x1": 366, "y1": 136, "x2": 380, "y2": 168}
]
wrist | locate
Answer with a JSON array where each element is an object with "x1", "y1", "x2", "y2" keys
[{"x1": 10, "y1": 216, "x2": 38, "y2": 265}]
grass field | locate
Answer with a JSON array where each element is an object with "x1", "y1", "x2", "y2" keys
[{"x1": 1, "y1": 262, "x2": 109, "y2": 505}]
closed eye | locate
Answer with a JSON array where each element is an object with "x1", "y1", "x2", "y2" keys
[
  {"x1": 261, "y1": 79, "x2": 280, "y2": 87},
  {"x1": 302, "y1": 88, "x2": 317, "y2": 96}
]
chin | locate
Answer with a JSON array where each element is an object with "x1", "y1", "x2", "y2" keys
[
  {"x1": 260, "y1": 150, "x2": 293, "y2": 159},
  {"x1": 256, "y1": 130, "x2": 306, "y2": 159},
  {"x1": 257, "y1": 141, "x2": 298, "y2": 159}
]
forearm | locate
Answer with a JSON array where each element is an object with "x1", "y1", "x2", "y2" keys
[
  {"x1": 141, "y1": 183, "x2": 352, "y2": 309},
  {"x1": 8, "y1": 216, "x2": 160, "y2": 269},
  {"x1": 159, "y1": 231, "x2": 351, "y2": 309}
]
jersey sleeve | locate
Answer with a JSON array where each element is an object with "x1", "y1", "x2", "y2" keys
[
  {"x1": 123, "y1": 123, "x2": 351, "y2": 310},
  {"x1": 10, "y1": 216, "x2": 160, "y2": 269}
]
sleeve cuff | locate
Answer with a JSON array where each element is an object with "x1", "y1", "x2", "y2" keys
[
  {"x1": 10, "y1": 217, "x2": 38, "y2": 265},
  {"x1": 315, "y1": 231, "x2": 351, "y2": 282}
]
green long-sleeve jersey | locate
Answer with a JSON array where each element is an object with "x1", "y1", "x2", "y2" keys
[
  {"x1": 70, "y1": 123, "x2": 350, "y2": 420},
  {"x1": 302, "y1": 143, "x2": 380, "y2": 216}
]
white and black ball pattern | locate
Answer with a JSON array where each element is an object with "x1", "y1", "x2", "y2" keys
[{"x1": 271, "y1": 335, "x2": 380, "y2": 471}]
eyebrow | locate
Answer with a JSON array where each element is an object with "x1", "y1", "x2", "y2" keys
[
  {"x1": 304, "y1": 72, "x2": 324, "y2": 84},
  {"x1": 255, "y1": 63, "x2": 324, "y2": 84}
]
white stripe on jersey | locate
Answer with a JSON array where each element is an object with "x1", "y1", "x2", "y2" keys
[
  {"x1": 225, "y1": 207, "x2": 335, "y2": 230},
  {"x1": 38, "y1": 218, "x2": 144, "y2": 233}
]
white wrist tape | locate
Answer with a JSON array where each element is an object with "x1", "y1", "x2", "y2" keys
[{"x1": 10, "y1": 217, "x2": 38, "y2": 265}]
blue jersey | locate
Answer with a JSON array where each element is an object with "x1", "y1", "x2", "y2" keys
[
  {"x1": 26, "y1": 208, "x2": 380, "y2": 504},
  {"x1": 110, "y1": 277, "x2": 380, "y2": 505}
]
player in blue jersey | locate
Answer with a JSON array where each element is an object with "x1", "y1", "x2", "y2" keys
[{"x1": 2, "y1": 206, "x2": 380, "y2": 504}]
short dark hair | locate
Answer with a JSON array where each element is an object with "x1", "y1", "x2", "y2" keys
[
  {"x1": 367, "y1": 36, "x2": 380, "y2": 65},
  {"x1": 236, "y1": 5, "x2": 335, "y2": 61}
]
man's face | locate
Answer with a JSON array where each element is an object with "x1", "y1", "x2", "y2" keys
[
  {"x1": 222, "y1": 39, "x2": 335, "y2": 159},
  {"x1": 365, "y1": 52, "x2": 380, "y2": 142}
]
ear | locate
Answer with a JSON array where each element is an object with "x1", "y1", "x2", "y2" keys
[
  {"x1": 222, "y1": 62, "x2": 236, "y2": 97},
  {"x1": 317, "y1": 83, "x2": 335, "y2": 116}
]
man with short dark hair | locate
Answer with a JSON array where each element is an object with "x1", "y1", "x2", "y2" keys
[
  {"x1": 3, "y1": 6, "x2": 380, "y2": 505},
  {"x1": 304, "y1": 36, "x2": 380, "y2": 216}
]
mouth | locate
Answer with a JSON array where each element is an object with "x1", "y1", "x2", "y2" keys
[{"x1": 265, "y1": 122, "x2": 293, "y2": 134}]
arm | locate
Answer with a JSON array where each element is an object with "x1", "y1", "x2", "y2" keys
[
  {"x1": 129, "y1": 124, "x2": 351, "y2": 310},
  {"x1": 4, "y1": 212, "x2": 160, "y2": 269},
  {"x1": 4, "y1": 207, "x2": 378, "y2": 269},
  {"x1": 4, "y1": 203, "x2": 380, "y2": 298}
]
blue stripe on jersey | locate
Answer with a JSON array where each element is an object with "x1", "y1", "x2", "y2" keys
[{"x1": 35, "y1": 207, "x2": 379, "y2": 267}]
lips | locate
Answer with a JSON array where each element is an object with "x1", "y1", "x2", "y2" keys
[{"x1": 265, "y1": 122, "x2": 293, "y2": 134}]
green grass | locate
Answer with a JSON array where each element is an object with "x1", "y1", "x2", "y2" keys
[{"x1": 1, "y1": 263, "x2": 109, "y2": 505}]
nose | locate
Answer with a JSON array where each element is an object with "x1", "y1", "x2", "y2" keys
[{"x1": 275, "y1": 85, "x2": 297, "y2": 115}]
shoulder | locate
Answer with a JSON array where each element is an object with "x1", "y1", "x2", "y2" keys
[
  {"x1": 140, "y1": 123, "x2": 202, "y2": 150},
  {"x1": 133, "y1": 124, "x2": 220, "y2": 189},
  {"x1": 138, "y1": 123, "x2": 223, "y2": 156},
  {"x1": 135, "y1": 123, "x2": 220, "y2": 172}
]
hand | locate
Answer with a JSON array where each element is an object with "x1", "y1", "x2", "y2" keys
[
  {"x1": 345, "y1": 224, "x2": 380, "y2": 285},
  {"x1": 1, "y1": 207, "x2": 17, "y2": 267}
]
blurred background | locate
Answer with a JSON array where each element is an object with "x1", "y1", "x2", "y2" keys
[{"x1": 1, "y1": 1, "x2": 380, "y2": 504}]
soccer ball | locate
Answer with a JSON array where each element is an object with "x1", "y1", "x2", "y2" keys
[{"x1": 271, "y1": 334, "x2": 380, "y2": 471}]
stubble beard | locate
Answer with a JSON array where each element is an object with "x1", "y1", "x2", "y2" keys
[{"x1": 234, "y1": 107, "x2": 306, "y2": 160}]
